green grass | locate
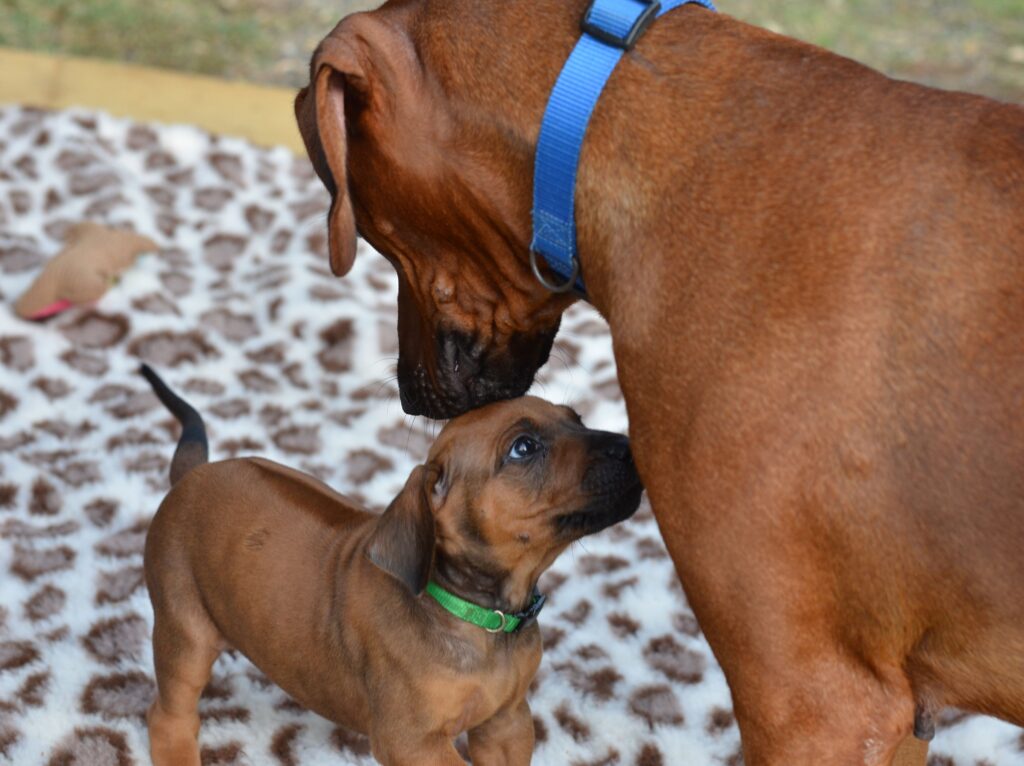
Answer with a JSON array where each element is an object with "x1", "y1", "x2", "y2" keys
[
  {"x1": 1, "y1": 0, "x2": 269, "y2": 78},
  {"x1": 0, "y1": 0, "x2": 375, "y2": 85},
  {"x1": 0, "y1": 0, "x2": 1021, "y2": 101},
  {"x1": 724, "y1": 0, "x2": 1024, "y2": 102}
]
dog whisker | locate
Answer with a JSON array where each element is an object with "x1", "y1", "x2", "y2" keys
[
  {"x1": 550, "y1": 349, "x2": 575, "y2": 379},
  {"x1": 402, "y1": 414, "x2": 425, "y2": 457},
  {"x1": 373, "y1": 375, "x2": 399, "y2": 399}
]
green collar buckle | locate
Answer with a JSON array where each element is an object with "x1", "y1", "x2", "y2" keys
[{"x1": 425, "y1": 581, "x2": 546, "y2": 633}]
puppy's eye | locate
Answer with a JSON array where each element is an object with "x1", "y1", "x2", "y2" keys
[{"x1": 508, "y1": 435, "x2": 541, "y2": 461}]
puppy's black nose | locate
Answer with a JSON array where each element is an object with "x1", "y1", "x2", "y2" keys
[{"x1": 603, "y1": 435, "x2": 632, "y2": 463}]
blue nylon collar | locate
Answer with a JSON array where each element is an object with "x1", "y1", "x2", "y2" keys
[{"x1": 530, "y1": 0, "x2": 716, "y2": 296}]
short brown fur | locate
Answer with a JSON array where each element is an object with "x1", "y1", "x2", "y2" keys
[
  {"x1": 145, "y1": 391, "x2": 640, "y2": 765},
  {"x1": 295, "y1": 1, "x2": 1024, "y2": 763}
]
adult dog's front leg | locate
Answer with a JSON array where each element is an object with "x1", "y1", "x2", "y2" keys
[
  {"x1": 725, "y1": 649, "x2": 916, "y2": 765},
  {"x1": 657, "y1": 497, "x2": 917, "y2": 764},
  {"x1": 370, "y1": 732, "x2": 467, "y2": 766},
  {"x1": 468, "y1": 699, "x2": 535, "y2": 766}
]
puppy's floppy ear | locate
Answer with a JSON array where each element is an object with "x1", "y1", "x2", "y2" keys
[
  {"x1": 294, "y1": 36, "x2": 364, "y2": 277},
  {"x1": 431, "y1": 465, "x2": 451, "y2": 508},
  {"x1": 366, "y1": 465, "x2": 437, "y2": 594}
]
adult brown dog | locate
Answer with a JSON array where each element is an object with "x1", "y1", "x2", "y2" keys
[
  {"x1": 294, "y1": 0, "x2": 1024, "y2": 763},
  {"x1": 140, "y1": 365, "x2": 642, "y2": 765}
]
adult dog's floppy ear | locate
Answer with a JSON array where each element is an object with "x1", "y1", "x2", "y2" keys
[
  {"x1": 294, "y1": 36, "x2": 364, "y2": 277},
  {"x1": 366, "y1": 465, "x2": 437, "y2": 594}
]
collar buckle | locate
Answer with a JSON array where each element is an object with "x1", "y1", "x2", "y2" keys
[
  {"x1": 509, "y1": 589, "x2": 547, "y2": 629},
  {"x1": 581, "y1": 0, "x2": 663, "y2": 51}
]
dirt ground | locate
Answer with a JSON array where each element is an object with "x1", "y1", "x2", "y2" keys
[{"x1": 1, "y1": 0, "x2": 1022, "y2": 102}]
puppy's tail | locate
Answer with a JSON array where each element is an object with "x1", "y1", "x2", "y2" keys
[{"x1": 139, "y1": 364, "x2": 209, "y2": 485}]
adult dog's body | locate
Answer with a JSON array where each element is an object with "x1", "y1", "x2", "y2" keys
[
  {"x1": 295, "y1": 1, "x2": 1024, "y2": 762},
  {"x1": 141, "y1": 366, "x2": 641, "y2": 765}
]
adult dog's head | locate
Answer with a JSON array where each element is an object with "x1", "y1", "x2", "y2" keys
[{"x1": 295, "y1": 0, "x2": 585, "y2": 418}]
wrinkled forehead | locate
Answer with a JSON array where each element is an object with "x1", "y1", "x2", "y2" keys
[{"x1": 428, "y1": 396, "x2": 579, "y2": 461}]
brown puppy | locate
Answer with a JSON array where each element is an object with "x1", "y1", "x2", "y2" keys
[
  {"x1": 295, "y1": 1, "x2": 1024, "y2": 763},
  {"x1": 140, "y1": 365, "x2": 641, "y2": 765}
]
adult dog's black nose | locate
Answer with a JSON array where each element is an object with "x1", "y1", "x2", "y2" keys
[
  {"x1": 438, "y1": 332, "x2": 479, "y2": 401},
  {"x1": 603, "y1": 435, "x2": 632, "y2": 464}
]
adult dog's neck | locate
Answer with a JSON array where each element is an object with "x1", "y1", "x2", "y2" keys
[{"x1": 417, "y1": 0, "x2": 737, "y2": 319}]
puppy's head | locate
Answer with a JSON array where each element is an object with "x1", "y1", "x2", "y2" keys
[{"x1": 366, "y1": 397, "x2": 642, "y2": 600}]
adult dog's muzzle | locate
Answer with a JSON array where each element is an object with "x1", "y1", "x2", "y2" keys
[{"x1": 398, "y1": 326, "x2": 560, "y2": 418}]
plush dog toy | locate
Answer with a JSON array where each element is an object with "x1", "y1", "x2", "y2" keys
[
  {"x1": 14, "y1": 222, "x2": 157, "y2": 320},
  {"x1": 139, "y1": 364, "x2": 643, "y2": 765}
]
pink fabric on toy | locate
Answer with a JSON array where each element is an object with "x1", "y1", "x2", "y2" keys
[{"x1": 25, "y1": 299, "x2": 75, "y2": 320}]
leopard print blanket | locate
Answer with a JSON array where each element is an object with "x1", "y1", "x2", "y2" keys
[{"x1": 0, "y1": 105, "x2": 1019, "y2": 765}]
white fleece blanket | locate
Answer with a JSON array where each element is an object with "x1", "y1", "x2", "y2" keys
[{"x1": 0, "y1": 105, "x2": 1019, "y2": 766}]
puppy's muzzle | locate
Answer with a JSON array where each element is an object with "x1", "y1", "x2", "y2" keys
[{"x1": 556, "y1": 432, "x2": 643, "y2": 537}]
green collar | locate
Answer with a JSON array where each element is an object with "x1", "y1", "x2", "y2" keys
[{"x1": 425, "y1": 581, "x2": 546, "y2": 634}]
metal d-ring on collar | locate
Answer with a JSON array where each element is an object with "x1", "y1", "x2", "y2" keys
[
  {"x1": 530, "y1": 249, "x2": 580, "y2": 294},
  {"x1": 425, "y1": 581, "x2": 547, "y2": 633},
  {"x1": 529, "y1": 0, "x2": 717, "y2": 297},
  {"x1": 483, "y1": 610, "x2": 509, "y2": 633}
]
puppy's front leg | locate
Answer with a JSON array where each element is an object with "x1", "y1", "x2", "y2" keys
[{"x1": 467, "y1": 699, "x2": 535, "y2": 766}]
